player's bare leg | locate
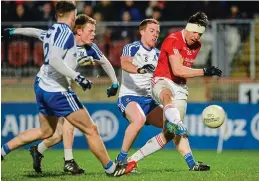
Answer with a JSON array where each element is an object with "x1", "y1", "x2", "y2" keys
[
  {"x1": 65, "y1": 107, "x2": 136, "y2": 176},
  {"x1": 62, "y1": 118, "x2": 84, "y2": 174},
  {"x1": 1, "y1": 113, "x2": 59, "y2": 173},
  {"x1": 129, "y1": 90, "x2": 209, "y2": 171},
  {"x1": 129, "y1": 107, "x2": 174, "y2": 163},
  {"x1": 116, "y1": 102, "x2": 146, "y2": 163},
  {"x1": 29, "y1": 118, "x2": 84, "y2": 174},
  {"x1": 29, "y1": 117, "x2": 63, "y2": 173},
  {"x1": 159, "y1": 90, "x2": 200, "y2": 170}
]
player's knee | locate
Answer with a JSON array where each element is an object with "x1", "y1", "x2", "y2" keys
[
  {"x1": 160, "y1": 89, "x2": 173, "y2": 105},
  {"x1": 51, "y1": 131, "x2": 62, "y2": 143},
  {"x1": 41, "y1": 128, "x2": 55, "y2": 139},
  {"x1": 132, "y1": 118, "x2": 146, "y2": 130},
  {"x1": 86, "y1": 124, "x2": 99, "y2": 136},
  {"x1": 65, "y1": 125, "x2": 74, "y2": 136}
]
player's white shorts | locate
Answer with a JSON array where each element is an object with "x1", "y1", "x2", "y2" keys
[{"x1": 152, "y1": 77, "x2": 188, "y2": 120}]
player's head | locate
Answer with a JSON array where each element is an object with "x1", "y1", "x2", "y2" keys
[
  {"x1": 73, "y1": 14, "x2": 96, "y2": 45},
  {"x1": 139, "y1": 19, "x2": 160, "y2": 48},
  {"x1": 55, "y1": 1, "x2": 77, "y2": 28},
  {"x1": 184, "y1": 11, "x2": 208, "y2": 46}
]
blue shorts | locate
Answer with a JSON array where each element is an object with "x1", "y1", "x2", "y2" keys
[
  {"x1": 117, "y1": 95, "x2": 159, "y2": 117},
  {"x1": 34, "y1": 76, "x2": 83, "y2": 117}
]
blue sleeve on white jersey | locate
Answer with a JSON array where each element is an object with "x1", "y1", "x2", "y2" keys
[
  {"x1": 90, "y1": 43, "x2": 104, "y2": 60},
  {"x1": 39, "y1": 31, "x2": 47, "y2": 41},
  {"x1": 53, "y1": 25, "x2": 74, "y2": 50},
  {"x1": 121, "y1": 42, "x2": 140, "y2": 57},
  {"x1": 63, "y1": 33, "x2": 75, "y2": 50},
  {"x1": 154, "y1": 47, "x2": 160, "y2": 57}
]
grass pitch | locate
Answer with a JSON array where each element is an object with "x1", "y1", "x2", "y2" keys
[{"x1": 1, "y1": 150, "x2": 259, "y2": 181}]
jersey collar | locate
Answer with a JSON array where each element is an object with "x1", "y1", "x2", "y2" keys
[
  {"x1": 139, "y1": 40, "x2": 153, "y2": 51},
  {"x1": 55, "y1": 22, "x2": 70, "y2": 28},
  {"x1": 181, "y1": 30, "x2": 186, "y2": 44}
]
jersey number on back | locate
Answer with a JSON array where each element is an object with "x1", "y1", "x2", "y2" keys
[{"x1": 44, "y1": 43, "x2": 49, "y2": 64}]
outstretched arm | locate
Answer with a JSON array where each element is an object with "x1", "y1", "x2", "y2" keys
[{"x1": 13, "y1": 28, "x2": 46, "y2": 41}]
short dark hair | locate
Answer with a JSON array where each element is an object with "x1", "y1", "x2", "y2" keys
[
  {"x1": 188, "y1": 11, "x2": 209, "y2": 27},
  {"x1": 73, "y1": 14, "x2": 96, "y2": 33},
  {"x1": 139, "y1": 19, "x2": 160, "y2": 31},
  {"x1": 55, "y1": 1, "x2": 76, "y2": 18}
]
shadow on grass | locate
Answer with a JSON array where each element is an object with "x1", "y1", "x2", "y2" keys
[
  {"x1": 24, "y1": 170, "x2": 105, "y2": 178},
  {"x1": 25, "y1": 171, "x2": 67, "y2": 178},
  {"x1": 133, "y1": 168, "x2": 187, "y2": 175}
]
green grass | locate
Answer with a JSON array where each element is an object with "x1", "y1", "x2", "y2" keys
[{"x1": 1, "y1": 150, "x2": 259, "y2": 181}]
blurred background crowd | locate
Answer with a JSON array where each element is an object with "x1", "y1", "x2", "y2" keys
[
  {"x1": 1, "y1": 1, "x2": 259, "y2": 103},
  {"x1": 2, "y1": 1, "x2": 259, "y2": 22}
]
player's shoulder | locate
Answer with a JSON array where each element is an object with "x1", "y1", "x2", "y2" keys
[
  {"x1": 84, "y1": 43, "x2": 103, "y2": 59},
  {"x1": 124, "y1": 41, "x2": 141, "y2": 49},
  {"x1": 162, "y1": 31, "x2": 183, "y2": 48},
  {"x1": 122, "y1": 41, "x2": 141, "y2": 56},
  {"x1": 52, "y1": 23, "x2": 73, "y2": 37},
  {"x1": 153, "y1": 47, "x2": 160, "y2": 54},
  {"x1": 166, "y1": 31, "x2": 182, "y2": 42},
  {"x1": 52, "y1": 23, "x2": 74, "y2": 49},
  {"x1": 90, "y1": 43, "x2": 101, "y2": 50}
]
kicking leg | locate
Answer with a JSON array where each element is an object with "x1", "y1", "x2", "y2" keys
[{"x1": 129, "y1": 106, "x2": 174, "y2": 162}]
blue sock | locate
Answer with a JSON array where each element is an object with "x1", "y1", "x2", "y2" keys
[
  {"x1": 117, "y1": 149, "x2": 128, "y2": 162},
  {"x1": 2, "y1": 144, "x2": 11, "y2": 156},
  {"x1": 104, "y1": 160, "x2": 113, "y2": 169},
  {"x1": 184, "y1": 152, "x2": 196, "y2": 168}
]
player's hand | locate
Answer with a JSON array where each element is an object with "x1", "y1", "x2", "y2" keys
[
  {"x1": 203, "y1": 66, "x2": 222, "y2": 76},
  {"x1": 2, "y1": 28, "x2": 15, "y2": 39},
  {"x1": 137, "y1": 64, "x2": 155, "y2": 74},
  {"x1": 75, "y1": 74, "x2": 93, "y2": 91},
  {"x1": 77, "y1": 56, "x2": 95, "y2": 66},
  {"x1": 107, "y1": 83, "x2": 119, "y2": 97}
]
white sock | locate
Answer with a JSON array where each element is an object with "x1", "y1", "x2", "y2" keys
[
  {"x1": 105, "y1": 162, "x2": 116, "y2": 174},
  {"x1": 164, "y1": 104, "x2": 181, "y2": 124},
  {"x1": 1, "y1": 147, "x2": 7, "y2": 156},
  {"x1": 64, "y1": 149, "x2": 73, "y2": 161},
  {"x1": 37, "y1": 142, "x2": 48, "y2": 154},
  {"x1": 129, "y1": 134, "x2": 165, "y2": 162}
]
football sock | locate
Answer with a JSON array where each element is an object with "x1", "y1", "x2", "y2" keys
[
  {"x1": 184, "y1": 152, "x2": 196, "y2": 168},
  {"x1": 130, "y1": 134, "x2": 165, "y2": 162},
  {"x1": 37, "y1": 142, "x2": 48, "y2": 154},
  {"x1": 117, "y1": 149, "x2": 128, "y2": 162},
  {"x1": 64, "y1": 149, "x2": 74, "y2": 161},
  {"x1": 164, "y1": 104, "x2": 181, "y2": 125},
  {"x1": 1, "y1": 144, "x2": 11, "y2": 156},
  {"x1": 104, "y1": 160, "x2": 116, "y2": 174}
]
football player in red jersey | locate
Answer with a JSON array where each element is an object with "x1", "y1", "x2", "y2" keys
[{"x1": 129, "y1": 12, "x2": 221, "y2": 171}]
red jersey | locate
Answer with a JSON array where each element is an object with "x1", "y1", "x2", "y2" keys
[{"x1": 154, "y1": 30, "x2": 201, "y2": 84}]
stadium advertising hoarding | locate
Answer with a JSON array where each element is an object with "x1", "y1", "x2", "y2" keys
[{"x1": 1, "y1": 103, "x2": 259, "y2": 150}]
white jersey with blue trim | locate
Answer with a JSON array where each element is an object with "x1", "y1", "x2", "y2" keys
[
  {"x1": 37, "y1": 27, "x2": 105, "y2": 91},
  {"x1": 38, "y1": 23, "x2": 77, "y2": 92},
  {"x1": 119, "y1": 41, "x2": 160, "y2": 97},
  {"x1": 76, "y1": 43, "x2": 103, "y2": 63}
]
